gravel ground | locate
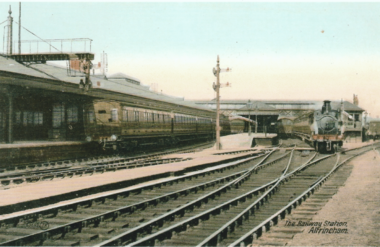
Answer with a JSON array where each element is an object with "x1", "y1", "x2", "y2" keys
[{"x1": 287, "y1": 148, "x2": 380, "y2": 246}]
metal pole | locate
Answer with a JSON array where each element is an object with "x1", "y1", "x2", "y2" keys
[
  {"x1": 18, "y1": 2, "x2": 21, "y2": 54},
  {"x1": 216, "y1": 55, "x2": 221, "y2": 150},
  {"x1": 7, "y1": 6, "x2": 13, "y2": 55}
]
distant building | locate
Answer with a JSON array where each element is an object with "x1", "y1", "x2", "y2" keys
[{"x1": 194, "y1": 99, "x2": 365, "y2": 143}]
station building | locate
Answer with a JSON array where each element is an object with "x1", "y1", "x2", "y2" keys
[
  {"x1": 194, "y1": 99, "x2": 365, "y2": 143},
  {"x1": 0, "y1": 56, "x2": 214, "y2": 144}
]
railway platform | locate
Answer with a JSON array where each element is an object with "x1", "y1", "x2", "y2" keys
[
  {"x1": 217, "y1": 133, "x2": 278, "y2": 149},
  {"x1": 0, "y1": 141, "x2": 95, "y2": 167}
]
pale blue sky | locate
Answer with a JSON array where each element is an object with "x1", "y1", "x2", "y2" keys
[{"x1": 2, "y1": 2, "x2": 380, "y2": 116}]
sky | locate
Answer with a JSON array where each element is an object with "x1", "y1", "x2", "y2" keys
[{"x1": 2, "y1": 2, "x2": 380, "y2": 116}]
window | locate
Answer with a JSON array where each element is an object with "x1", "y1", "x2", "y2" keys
[
  {"x1": 34, "y1": 112, "x2": 43, "y2": 126},
  {"x1": 354, "y1": 114, "x2": 360, "y2": 121},
  {"x1": 87, "y1": 110, "x2": 95, "y2": 123},
  {"x1": 23, "y1": 111, "x2": 34, "y2": 126},
  {"x1": 123, "y1": 108, "x2": 128, "y2": 121},
  {"x1": 53, "y1": 104, "x2": 65, "y2": 128},
  {"x1": 111, "y1": 109, "x2": 118, "y2": 121},
  {"x1": 67, "y1": 106, "x2": 78, "y2": 124},
  {"x1": 134, "y1": 110, "x2": 139, "y2": 122},
  {"x1": 152, "y1": 113, "x2": 155, "y2": 123}
]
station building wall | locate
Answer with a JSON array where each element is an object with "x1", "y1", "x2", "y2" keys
[{"x1": 0, "y1": 87, "x2": 89, "y2": 143}]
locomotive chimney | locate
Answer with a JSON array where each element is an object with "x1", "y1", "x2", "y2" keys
[{"x1": 322, "y1": 100, "x2": 332, "y2": 114}]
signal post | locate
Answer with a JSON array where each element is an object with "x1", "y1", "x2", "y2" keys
[{"x1": 213, "y1": 56, "x2": 231, "y2": 150}]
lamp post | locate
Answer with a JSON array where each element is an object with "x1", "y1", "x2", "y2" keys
[{"x1": 247, "y1": 100, "x2": 252, "y2": 136}]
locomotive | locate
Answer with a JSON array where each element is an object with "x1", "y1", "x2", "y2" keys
[
  {"x1": 83, "y1": 99, "x2": 231, "y2": 150},
  {"x1": 293, "y1": 100, "x2": 344, "y2": 153}
]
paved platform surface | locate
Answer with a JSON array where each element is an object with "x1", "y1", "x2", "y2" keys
[
  {"x1": 0, "y1": 141, "x2": 86, "y2": 149},
  {"x1": 215, "y1": 133, "x2": 277, "y2": 149}
]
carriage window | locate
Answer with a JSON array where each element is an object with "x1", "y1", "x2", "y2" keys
[
  {"x1": 123, "y1": 109, "x2": 128, "y2": 121},
  {"x1": 53, "y1": 104, "x2": 65, "y2": 128},
  {"x1": 87, "y1": 110, "x2": 95, "y2": 123},
  {"x1": 134, "y1": 111, "x2": 139, "y2": 122},
  {"x1": 67, "y1": 106, "x2": 78, "y2": 124},
  {"x1": 111, "y1": 109, "x2": 118, "y2": 121},
  {"x1": 143, "y1": 112, "x2": 148, "y2": 122},
  {"x1": 34, "y1": 112, "x2": 43, "y2": 126}
]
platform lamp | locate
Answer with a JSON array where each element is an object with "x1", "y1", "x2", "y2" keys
[{"x1": 247, "y1": 100, "x2": 252, "y2": 136}]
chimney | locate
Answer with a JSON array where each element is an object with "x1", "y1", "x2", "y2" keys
[
  {"x1": 353, "y1": 94, "x2": 359, "y2": 105},
  {"x1": 322, "y1": 100, "x2": 332, "y2": 114}
]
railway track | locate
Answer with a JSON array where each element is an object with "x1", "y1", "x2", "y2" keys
[
  {"x1": 102, "y1": 145, "x2": 376, "y2": 247},
  {"x1": 0, "y1": 143, "x2": 376, "y2": 246},
  {"x1": 0, "y1": 147, "x2": 286, "y2": 246},
  {"x1": 0, "y1": 142, "x2": 216, "y2": 188}
]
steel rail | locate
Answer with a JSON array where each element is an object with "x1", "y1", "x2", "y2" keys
[
  {"x1": 95, "y1": 149, "x2": 281, "y2": 247},
  {"x1": 0, "y1": 157, "x2": 193, "y2": 186},
  {"x1": 0, "y1": 151, "x2": 272, "y2": 245},
  {"x1": 125, "y1": 149, "x2": 294, "y2": 247},
  {"x1": 0, "y1": 169, "x2": 249, "y2": 246},
  {"x1": 0, "y1": 141, "x2": 215, "y2": 173},
  {"x1": 131, "y1": 150, "x2": 328, "y2": 247},
  {"x1": 196, "y1": 148, "x2": 310, "y2": 247},
  {"x1": 0, "y1": 152, "x2": 266, "y2": 222},
  {"x1": 229, "y1": 146, "x2": 373, "y2": 247}
]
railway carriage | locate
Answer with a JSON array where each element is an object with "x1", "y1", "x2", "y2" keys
[
  {"x1": 84, "y1": 99, "x2": 231, "y2": 150},
  {"x1": 277, "y1": 118, "x2": 293, "y2": 138},
  {"x1": 366, "y1": 120, "x2": 380, "y2": 140}
]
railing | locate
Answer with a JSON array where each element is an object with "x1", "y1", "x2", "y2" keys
[{"x1": 7, "y1": 38, "x2": 92, "y2": 55}]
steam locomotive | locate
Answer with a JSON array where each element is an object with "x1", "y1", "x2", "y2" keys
[
  {"x1": 293, "y1": 100, "x2": 344, "y2": 153},
  {"x1": 83, "y1": 99, "x2": 231, "y2": 150}
]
